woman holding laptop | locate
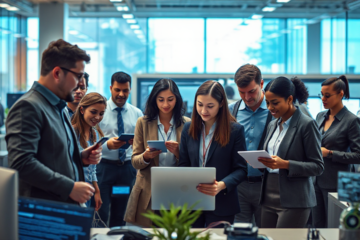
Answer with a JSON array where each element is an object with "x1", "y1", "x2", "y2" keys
[
  {"x1": 124, "y1": 78, "x2": 190, "y2": 227},
  {"x1": 179, "y1": 80, "x2": 247, "y2": 228},
  {"x1": 258, "y1": 76, "x2": 324, "y2": 228}
]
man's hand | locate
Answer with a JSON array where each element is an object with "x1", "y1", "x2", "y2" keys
[
  {"x1": 69, "y1": 182, "x2": 95, "y2": 203},
  {"x1": 107, "y1": 137, "x2": 127, "y2": 150},
  {"x1": 94, "y1": 192, "x2": 103, "y2": 211},
  {"x1": 197, "y1": 181, "x2": 226, "y2": 196},
  {"x1": 82, "y1": 145, "x2": 102, "y2": 165},
  {"x1": 128, "y1": 139, "x2": 134, "y2": 145}
]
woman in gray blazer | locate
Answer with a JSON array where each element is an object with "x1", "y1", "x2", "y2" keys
[
  {"x1": 313, "y1": 75, "x2": 360, "y2": 228},
  {"x1": 258, "y1": 77, "x2": 324, "y2": 228}
]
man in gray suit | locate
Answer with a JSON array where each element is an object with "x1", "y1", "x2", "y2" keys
[{"x1": 6, "y1": 39, "x2": 102, "y2": 204}]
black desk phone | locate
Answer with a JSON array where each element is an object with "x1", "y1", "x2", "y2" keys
[{"x1": 107, "y1": 226, "x2": 153, "y2": 240}]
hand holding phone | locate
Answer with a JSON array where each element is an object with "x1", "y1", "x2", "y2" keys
[{"x1": 95, "y1": 137, "x2": 109, "y2": 147}]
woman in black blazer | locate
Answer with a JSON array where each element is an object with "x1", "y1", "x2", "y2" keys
[
  {"x1": 258, "y1": 77, "x2": 324, "y2": 228},
  {"x1": 179, "y1": 80, "x2": 247, "y2": 228},
  {"x1": 313, "y1": 75, "x2": 360, "y2": 228}
]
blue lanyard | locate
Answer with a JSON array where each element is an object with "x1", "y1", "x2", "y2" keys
[{"x1": 158, "y1": 125, "x2": 173, "y2": 141}]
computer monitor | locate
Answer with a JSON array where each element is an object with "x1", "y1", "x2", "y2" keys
[
  {"x1": 0, "y1": 167, "x2": 18, "y2": 240},
  {"x1": 18, "y1": 197, "x2": 94, "y2": 240},
  {"x1": 7, "y1": 93, "x2": 25, "y2": 109}
]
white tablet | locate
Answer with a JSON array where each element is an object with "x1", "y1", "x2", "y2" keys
[
  {"x1": 151, "y1": 167, "x2": 216, "y2": 210},
  {"x1": 237, "y1": 150, "x2": 271, "y2": 169}
]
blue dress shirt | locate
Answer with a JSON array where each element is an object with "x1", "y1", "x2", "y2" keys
[
  {"x1": 99, "y1": 98, "x2": 143, "y2": 161},
  {"x1": 229, "y1": 98, "x2": 268, "y2": 177},
  {"x1": 266, "y1": 116, "x2": 293, "y2": 174}
]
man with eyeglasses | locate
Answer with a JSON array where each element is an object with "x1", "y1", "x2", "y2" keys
[
  {"x1": 66, "y1": 72, "x2": 89, "y2": 118},
  {"x1": 6, "y1": 39, "x2": 102, "y2": 205}
]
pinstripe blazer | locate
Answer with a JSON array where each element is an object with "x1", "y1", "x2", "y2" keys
[
  {"x1": 259, "y1": 109, "x2": 324, "y2": 208},
  {"x1": 315, "y1": 106, "x2": 360, "y2": 189}
]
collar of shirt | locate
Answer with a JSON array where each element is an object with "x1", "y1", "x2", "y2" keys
[
  {"x1": 277, "y1": 115, "x2": 293, "y2": 129},
  {"x1": 157, "y1": 115, "x2": 174, "y2": 127},
  {"x1": 32, "y1": 81, "x2": 66, "y2": 110},
  {"x1": 109, "y1": 97, "x2": 128, "y2": 113},
  {"x1": 239, "y1": 95, "x2": 267, "y2": 112},
  {"x1": 66, "y1": 106, "x2": 74, "y2": 115},
  {"x1": 201, "y1": 121, "x2": 217, "y2": 136},
  {"x1": 324, "y1": 106, "x2": 348, "y2": 121}
]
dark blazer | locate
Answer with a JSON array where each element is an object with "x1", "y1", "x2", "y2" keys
[
  {"x1": 315, "y1": 106, "x2": 360, "y2": 189},
  {"x1": 260, "y1": 109, "x2": 324, "y2": 208},
  {"x1": 6, "y1": 83, "x2": 84, "y2": 204},
  {"x1": 179, "y1": 121, "x2": 248, "y2": 216}
]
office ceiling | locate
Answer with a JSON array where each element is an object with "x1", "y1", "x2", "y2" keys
[{"x1": 3, "y1": 0, "x2": 360, "y2": 18}]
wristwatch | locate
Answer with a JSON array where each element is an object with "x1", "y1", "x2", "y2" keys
[{"x1": 327, "y1": 150, "x2": 333, "y2": 158}]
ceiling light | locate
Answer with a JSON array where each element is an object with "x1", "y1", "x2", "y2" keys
[
  {"x1": 251, "y1": 14, "x2": 263, "y2": 20},
  {"x1": 117, "y1": 6, "x2": 129, "y2": 11},
  {"x1": 122, "y1": 14, "x2": 134, "y2": 19},
  {"x1": 69, "y1": 30, "x2": 79, "y2": 35},
  {"x1": 277, "y1": 0, "x2": 291, "y2": 2},
  {"x1": 262, "y1": 7, "x2": 276, "y2": 12},
  {"x1": 137, "y1": 35, "x2": 144, "y2": 39},
  {"x1": 126, "y1": 19, "x2": 136, "y2": 24},
  {"x1": 6, "y1": 6, "x2": 19, "y2": 11},
  {"x1": 110, "y1": 0, "x2": 123, "y2": 2},
  {"x1": 0, "y1": 3, "x2": 10, "y2": 8},
  {"x1": 293, "y1": 25, "x2": 305, "y2": 29},
  {"x1": 134, "y1": 30, "x2": 142, "y2": 35},
  {"x1": 130, "y1": 24, "x2": 140, "y2": 29}
]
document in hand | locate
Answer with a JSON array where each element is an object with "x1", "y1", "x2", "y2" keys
[{"x1": 237, "y1": 150, "x2": 272, "y2": 169}]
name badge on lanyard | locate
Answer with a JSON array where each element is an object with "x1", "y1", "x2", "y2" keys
[
  {"x1": 158, "y1": 125, "x2": 173, "y2": 141},
  {"x1": 202, "y1": 128, "x2": 213, "y2": 167}
]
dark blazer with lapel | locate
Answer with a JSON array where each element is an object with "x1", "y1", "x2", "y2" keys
[
  {"x1": 260, "y1": 109, "x2": 324, "y2": 208},
  {"x1": 315, "y1": 107, "x2": 360, "y2": 189},
  {"x1": 6, "y1": 83, "x2": 84, "y2": 204},
  {"x1": 179, "y1": 121, "x2": 248, "y2": 216}
]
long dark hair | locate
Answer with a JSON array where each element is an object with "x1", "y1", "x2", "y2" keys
[
  {"x1": 144, "y1": 78, "x2": 185, "y2": 128},
  {"x1": 321, "y1": 75, "x2": 350, "y2": 99},
  {"x1": 188, "y1": 80, "x2": 236, "y2": 147},
  {"x1": 264, "y1": 76, "x2": 309, "y2": 104},
  {"x1": 71, "y1": 92, "x2": 106, "y2": 149}
]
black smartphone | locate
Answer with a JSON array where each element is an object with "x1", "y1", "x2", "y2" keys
[{"x1": 95, "y1": 137, "x2": 109, "y2": 146}]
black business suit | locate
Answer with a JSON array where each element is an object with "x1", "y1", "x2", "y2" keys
[
  {"x1": 179, "y1": 121, "x2": 247, "y2": 227},
  {"x1": 260, "y1": 109, "x2": 324, "y2": 228},
  {"x1": 6, "y1": 82, "x2": 84, "y2": 204},
  {"x1": 313, "y1": 106, "x2": 360, "y2": 228}
]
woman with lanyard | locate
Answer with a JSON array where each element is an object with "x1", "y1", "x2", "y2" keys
[
  {"x1": 71, "y1": 92, "x2": 107, "y2": 211},
  {"x1": 258, "y1": 77, "x2": 324, "y2": 228},
  {"x1": 179, "y1": 80, "x2": 247, "y2": 228},
  {"x1": 124, "y1": 79, "x2": 190, "y2": 227},
  {"x1": 312, "y1": 75, "x2": 360, "y2": 228}
]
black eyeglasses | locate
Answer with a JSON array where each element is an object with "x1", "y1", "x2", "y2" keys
[
  {"x1": 60, "y1": 67, "x2": 84, "y2": 81},
  {"x1": 318, "y1": 93, "x2": 337, "y2": 99}
]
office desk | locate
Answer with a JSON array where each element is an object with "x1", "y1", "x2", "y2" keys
[
  {"x1": 328, "y1": 192, "x2": 348, "y2": 228},
  {"x1": 91, "y1": 228, "x2": 339, "y2": 240}
]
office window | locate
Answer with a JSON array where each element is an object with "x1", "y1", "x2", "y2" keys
[
  {"x1": 148, "y1": 18, "x2": 204, "y2": 73},
  {"x1": 67, "y1": 18, "x2": 147, "y2": 98},
  {"x1": 287, "y1": 19, "x2": 307, "y2": 74},
  {"x1": 348, "y1": 19, "x2": 360, "y2": 74},
  {"x1": 27, "y1": 18, "x2": 39, "y2": 89}
]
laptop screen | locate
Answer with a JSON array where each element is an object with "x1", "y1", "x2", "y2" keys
[{"x1": 18, "y1": 197, "x2": 94, "y2": 240}]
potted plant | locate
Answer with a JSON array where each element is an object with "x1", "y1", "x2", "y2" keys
[{"x1": 143, "y1": 203, "x2": 211, "y2": 240}]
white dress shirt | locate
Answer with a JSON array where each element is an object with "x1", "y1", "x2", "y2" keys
[
  {"x1": 266, "y1": 116, "x2": 293, "y2": 174},
  {"x1": 99, "y1": 98, "x2": 143, "y2": 161},
  {"x1": 199, "y1": 121, "x2": 216, "y2": 167},
  {"x1": 157, "y1": 116, "x2": 177, "y2": 166}
]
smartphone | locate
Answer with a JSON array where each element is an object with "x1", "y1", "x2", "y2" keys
[{"x1": 95, "y1": 137, "x2": 109, "y2": 146}]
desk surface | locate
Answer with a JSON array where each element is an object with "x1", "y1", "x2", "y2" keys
[{"x1": 91, "y1": 228, "x2": 339, "y2": 240}]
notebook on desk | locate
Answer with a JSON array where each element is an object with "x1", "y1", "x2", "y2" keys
[
  {"x1": 18, "y1": 197, "x2": 94, "y2": 240},
  {"x1": 151, "y1": 167, "x2": 216, "y2": 210}
]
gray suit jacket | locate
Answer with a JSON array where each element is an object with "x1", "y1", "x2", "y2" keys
[
  {"x1": 6, "y1": 82, "x2": 84, "y2": 204},
  {"x1": 260, "y1": 109, "x2": 324, "y2": 208},
  {"x1": 315, "y1": 107, "x2": 360, "y2": 189}
]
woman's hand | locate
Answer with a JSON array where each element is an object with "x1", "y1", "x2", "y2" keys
[
  {"x1": 94, "y1": 192, "x2": 103, "y2": 211},
  {"x1": 197, "y1": 181, "x2": 226, "y2": 196},
  {"x1": 258, "y1": 155, "x2": 289, "y2": 170},
  {"x1": 143, "y1": 146, "x2": 162, "y2": 162},
  {"x1": 165, "y1": 140, "x2": 179, "y2": 159}
]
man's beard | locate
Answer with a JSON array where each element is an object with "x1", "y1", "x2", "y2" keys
[{"x1": 65, "y1": 91, "x2": 75, "y2": 102}]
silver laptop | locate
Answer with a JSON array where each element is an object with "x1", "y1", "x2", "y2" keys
[{"x1": 151, "y1": 167, "x2": 216, "y2": 210}]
